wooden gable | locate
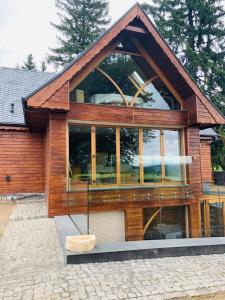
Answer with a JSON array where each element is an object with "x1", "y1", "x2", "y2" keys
[{"x1": 26, "y1": 3, "x2": 225, "y2": 126}]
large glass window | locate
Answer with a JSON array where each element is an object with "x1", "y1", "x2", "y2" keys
[
  {"x1": 164, "y1": 130, "x2": 182, "y2": 182},
  {"x1": 144, "y1": 206, "x2": 187, "y2": 240},
  {"x1": 120, "y1": 128, "x2": 139, "y2": 184},
  {"x1": 143, "y1": 129, "x2": 162, "y2": 182},
  {"x1": 96, "y1": 127, "x2": 116, "y2": 184},
  {"x1": 70, "y1": 54, "x2": 181, "y2": 110},
  {"x1": 69, "y1": 125, "x2": 185, "y2": 188},
  {"x1": 209, "y1": 202, "x2": 224, "y2": 237},
  {"x1": 69, "y1": 126, "x2": 91, "y2": 188}
]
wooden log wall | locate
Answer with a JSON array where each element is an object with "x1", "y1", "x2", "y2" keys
[
  {"x1": 185, "y1": 126, "x2": 203, "y2": 197},
  {"x1": 125, "y1": 208, "x2": 144, "y2": 241},
  {"x1": 68, "y1": 103, "x2": 188, "y2": 127},
  {"x1": 46, "y1": 113, "x2": 69, "y2": 217},
  {"x1": 200, "y1": 140, "x2": 213, "y2": 183},
  {"x1": 0, "y1": 130, "x2": 44, "y2": 194}
]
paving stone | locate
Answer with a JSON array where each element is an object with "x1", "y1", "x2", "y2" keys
[{"x1": 2, "y1": 201, "x2": 225, "y2": 299}]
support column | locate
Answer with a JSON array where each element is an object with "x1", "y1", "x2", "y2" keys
[
  {"x1": 189, "y1": 203, "x2": 201, "y2": 238},
  {"x1": 125, "y1": 208, "x2": 144, "y2": 241},
  {"x1": 46, "y1": 113, "x2": 68, "y2": 217}
]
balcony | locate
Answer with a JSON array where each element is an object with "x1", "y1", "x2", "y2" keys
[{"x1": 68, "y1": 155, "x2": 194, "y2": 211}]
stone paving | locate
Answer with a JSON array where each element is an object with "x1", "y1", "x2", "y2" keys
[
  {"x1": 1, "y1": 201, "x2": 225, "y2": 299},
  {"x1": 10, "y1": 202, "x2": 47, "y2": 221}
]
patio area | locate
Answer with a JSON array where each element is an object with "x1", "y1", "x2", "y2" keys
[{"x1": 1, "y1": 199, "x2": 225, "y2": 299}]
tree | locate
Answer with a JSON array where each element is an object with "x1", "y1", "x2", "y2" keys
[
  {"x1": 48, "y1": 0, "x2": 110, "y2": 67},
  {"x1": 143, "y1": 0, "x2": 225, "y2": 171},
  {"x1": 40, "y1": 61, "x2": 47, "y2": 72},
  {"x1": 142, "y1": 0, "x2": 225, "y2": 100},
  {"x1": 22, "y1": 54, "x2": 37, "y2": 71}
]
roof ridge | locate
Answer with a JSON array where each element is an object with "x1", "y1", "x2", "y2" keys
[{"x1": 0, "y1": 66, "x2": 56, "y2": 75}]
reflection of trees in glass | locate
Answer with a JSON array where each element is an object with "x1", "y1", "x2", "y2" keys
[
  {"x1": 157, "y1": 87, "x2": 180, "y2": 110},
  {"x1": 69, "y1": 128, "x2": 91, "y2": 179},
  {"x1": 71, "y1": 54, "x2": 156, "y2": 106},
  {"x1": 121, "y1": 128, "x2": 139, "y2": 163},
  {"x1": 120, "y1": 128, "x2": 156, "y2": 164}
]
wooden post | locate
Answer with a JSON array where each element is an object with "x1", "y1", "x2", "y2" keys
[
  {"x1": 189, "y1": 203, "x2": 201, "y2": 238},
  {"x1": 125, "y1": 208, "x2": 144, "y2": 241}
]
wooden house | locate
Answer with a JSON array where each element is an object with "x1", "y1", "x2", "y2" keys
[{"x1": 1, "y1": 4, "x2": 225, "y2": 241}]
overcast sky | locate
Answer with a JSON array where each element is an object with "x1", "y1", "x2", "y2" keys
[{"x1": 0, "y1": 0, "x2": 152, "y2": 71}]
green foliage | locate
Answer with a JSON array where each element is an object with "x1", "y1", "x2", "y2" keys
[
  {"x1": 142, "y1": 0, "x2": 225, "y2": 100},
  {"x1": 22, "y1": 54, "x2": 37, "y2": 71},
  {"x1": 48, "y1": 0, "x2": 110, "y2": 67},
  {"x1": 142, "y1": 0, "x2": 225, "y2": 170},
  {"x1": 211, "y1": 127, "x2": 225, "y2": 170},
  {"x1": 40, "y1": 61, "x2": 47, "y2": 72}
]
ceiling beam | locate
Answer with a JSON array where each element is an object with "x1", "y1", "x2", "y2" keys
[
  {"x1": 129, "y1": 34, "x2": 184, "y2": 107},
  {"x1": 114, "y1": 47, "x2": 143, "y2": 57},
  {"x1": 125, "y1": 25, "x2": 147, "y2": 34}
]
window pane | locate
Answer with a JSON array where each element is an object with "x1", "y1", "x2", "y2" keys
[
  {"x1": 69, "y1": 125, "x2": 91, "y2": 187},
  {"x1": 135, "y1": 78, "x2": 181, "y2": 110},
  {"x1": 209, "y1": 202, "x2": 224, "y2": 237},
  {"x1": 144, "y1": 206, "x2": 186, "y2": 240},
  {"x1": 164, "y1": 130, "x2": 182, "y2": 182},
  {"x1": 120, "y1": 128, "x2": 139, "y2": 184},
  {"x1": 96, "y1": 127, "x2": 116, "y2": 184},
  {"x1": 143, "y1": 129, "x2": 161, "y2": 182}
]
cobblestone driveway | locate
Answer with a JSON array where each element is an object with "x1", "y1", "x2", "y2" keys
[{"x1": 1, "y1": 201, "x2": 225, "y2": 299}]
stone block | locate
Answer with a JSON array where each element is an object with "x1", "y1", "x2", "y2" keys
[{"x1": 65, "y1": 235, "x2": 96, "y2": 252}]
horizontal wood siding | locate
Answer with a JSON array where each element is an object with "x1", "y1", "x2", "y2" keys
[
  {"x1": 68, "y1": 103, "x2": 188, "y2": 127},
  {"x1": 47, "y1": 114, "x2": 69, "y2": 216},
  {"x1": 197, "y1": 97, "x2": 216, "y2": 124},
  {"x1": 184, "y1": 95, "x2": 197, "y2": 125},
  {"x1": 200, "y1": 140, "x2": 213, "y2": 183},
  {"x1": 0, "y1": 131, "x2": 44, "y2": 194},
  {"x1": 125, "y1": 208, "x2": 144, "y2": 241},
  {"x1": 185, "y1": 126, "x2": 203, "y2": 197}
]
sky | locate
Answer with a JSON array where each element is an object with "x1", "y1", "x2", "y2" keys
[{"x1": 0, "y1": 0, "x2": 152, "y2": 71}]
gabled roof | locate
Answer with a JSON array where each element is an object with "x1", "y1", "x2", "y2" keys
[
  {"x1": 26, "y1": 3, "x2": 225, "y2": 125},
  {"x1": 0, "y1": 67, "x2": 55, "y2": 125}
]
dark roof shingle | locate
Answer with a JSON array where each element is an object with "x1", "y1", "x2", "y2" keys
[{"x1": 0, "y1": 67, "x2": 55, "y2": 125}]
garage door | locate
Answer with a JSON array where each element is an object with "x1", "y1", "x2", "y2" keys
[{"x1": 89, "y1": 211, "x2": 125, "y2": 243}]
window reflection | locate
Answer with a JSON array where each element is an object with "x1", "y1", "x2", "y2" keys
[
  {"x1": 70, "y1": 54, "x2": 181, "y2": 110},
  {"x1": 120, "y1": 128, "x2": 139, "y2": 184},
  {"x1": 144, "y1": 206, "x2": 187, "y2": 240},
  {"x1": 143, "y1": 129, "x2": 162, "y2": 182},
  {"x1": 69, "y1": 126, "x2": 91, "y2": 187},
  {"x1": 164, "y1": 130, "x2": 182, "y2": 182},
  {"x1": 96, "y1": 127, "x2": 116, "y2": 184}
]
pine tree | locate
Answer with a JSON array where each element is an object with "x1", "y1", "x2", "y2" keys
[
  {"x1": 142, "y1": 0, "x2": 225, "y2": 100},
  {"x1": 48, "y1": 0, "x2": 110, "y2": 67},
  {"x1": 40, "y1": 61, "x2": 47, "y2": 72},
  {"x1": 22, "y1": 54, "x2": 37, "y2": 71}
]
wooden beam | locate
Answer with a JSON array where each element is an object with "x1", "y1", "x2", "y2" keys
[
  {"x1": 69, "y1": 38, "x2": 120, "y2": 92},
  {"x1": 130, "y1": 75, "x2": 158, "y2": 107},
  {"x1": 125, "y1": 25, "x2": 147, "y2": 34},
  {"x1": 96, "y1": 67, "x2": 129, "y2": 106},
  {"x1": 114, "y1": 47, "x2": 143, "y2": 57},
  {"x1": 129, "y1": 35, "x2": 184, "y2": 107},
  {"x1": 139, "y1": 128, "x2": 144, "y2": 184},
  {"x1": 116, "y1": 127, "x2": 121, "y2": 185},
  {"x1": 91, "y1": 126, "x2": 96, "y2": 184},
  {"x1": 143, "y1": 208, "x2": 161, "y2": 234}
]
